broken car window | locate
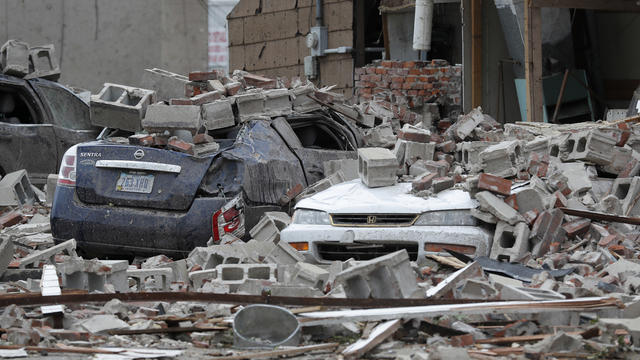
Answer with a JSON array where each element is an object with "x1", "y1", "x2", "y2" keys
[{"x1": 32, "y1": 83, "x2": 91, "y2": 130}]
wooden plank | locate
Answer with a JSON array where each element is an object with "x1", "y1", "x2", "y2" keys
[
  {"x1": 299, "y1": 297, "x2": 622, "y2": 326},
  {"x1": 471, "y1": 0, "x2": 482, "y2": 108},
  {"x1": 342, "y1": 319, "x2": 402, "y2": 358},
  {"x1": 524, "y1": 0, "x2": 543, "y2": 122},
  {"x1": 209, "y1": 343, "x2": 339, "y2": 360},
  {"x1": 532, "y1": 0, "x2": 640, "y2": 11},
  {"x1": 382, "y1": 13, "x2": 390, "y2": 60}
]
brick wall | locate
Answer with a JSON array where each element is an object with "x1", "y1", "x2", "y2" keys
[
  {"x1": 354, "y1": 59, "x2": 462, "y2": 116},
  {"x1": 227, "y1": 0, "x2": 354, "y2": 98}
]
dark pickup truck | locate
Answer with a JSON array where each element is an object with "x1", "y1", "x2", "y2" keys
[{"x1": 51, "y1": 111, "x2": 361, "y2": 259}]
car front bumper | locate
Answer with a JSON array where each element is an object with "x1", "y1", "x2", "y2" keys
[{"x1": 280, "y1": 223, "x2": 493, "y2": 264}]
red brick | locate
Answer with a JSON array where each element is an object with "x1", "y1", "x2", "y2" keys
[
  {"x1": 374, "y1": 67, "x2": 386, "y2": 75},
  {"x1": 477, "y1": 173, "x2": 512, "y2": 196},
  {"x1": 193, "y1": 133, "x2": 214, "y2": 144},
  {"x1": 437, "y1": 140, "x2": 456, "y2": 153},
  {"x1": 129, "y1": 134, "x2": 153, "y2": 146},
  {"x1": 380, "y1": 61, "x2": 394, "y2": 68},
  {"x1": 49, "y1": 330, "x2": 90, "y2": 342},
  {"x1": 365, "y1": 67, "x2": 377, "y2": 74},
  {"x1": 412, "y1": 173, "x2": 437, "y2": 191},
  {"x1": 504, "y1": 194, "x2": 518, "y2": 210},
  {"x1": 402, "y1": 61, "x2": 417, "y2": 68},
  {"x1": 598, "y1": 234, "x2": 619, "y2": 248},
  {"x1": 554, "y1": 191, "x2": 568, "y2": 208},
  {"x1": 225, "y1": 82, "x2": 243, "y2": 96},
  {"x1": 152, "y1": 134, "x2": 169, "y2": 147},
  {"x1": 185, "y1": 82, "x2": 206, "y2": 97},
  {"x1": 408, "y1": 69, "x2": 422, "y2": 75},
  {"x1": 167, "y1": 137, "x2": 194, "y2": 155},
  {"x1": 523, "y1": 209, "x2": 539, "y2": 225},
  {"x1": 397, "y1": 130, "x2": 430, "y2": 143},
  {"x1": 450, "y1": 333, "x2": 475, "y2": 347},
  {"x1": 188, "y1": 70, "x2": 219, "y2": 82},
  {"x1": 562, "y1": 218, "x2": 591, "y2": 238},
  {"x1": 243, "y1": 73, "x2": 277, "y2": 89},
  {"x1": 279, "y1": 183, "x2": 304, "y2": 206}
]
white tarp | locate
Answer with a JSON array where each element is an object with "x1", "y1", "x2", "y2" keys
[
  {"x1": 208, "y1": 0, "x2": 240, "y2": 72},
  {"x1": 295, "y1": 179, "x2": 477, "y2": 214}
]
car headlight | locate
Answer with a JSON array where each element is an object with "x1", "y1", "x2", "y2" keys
[
  {"x1": 292, "y1": 209, "x2": 331, "y2": 225},
  {"x1": 414, "y1": 210, "x2": 477, "y2": 226}
]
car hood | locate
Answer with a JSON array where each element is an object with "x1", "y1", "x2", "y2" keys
[{"x1": 295, "y1": 179, "x2": 477, "y2": 214}]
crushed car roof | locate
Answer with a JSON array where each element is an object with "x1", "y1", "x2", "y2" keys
[{"x1": 295, "y1": 179, "x2": 478, "y2": 214}]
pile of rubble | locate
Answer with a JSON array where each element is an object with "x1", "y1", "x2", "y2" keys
[
  {"x1": 90, "y1": 68, "x2": 327, "y2": 156},
  {"x1": 4, "y1": 64, "x2": 640, "y2": 358}
]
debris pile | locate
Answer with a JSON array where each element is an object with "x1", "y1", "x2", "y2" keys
[{"x1": 3, "y1": 65, "x2": 640, "y2": 358}]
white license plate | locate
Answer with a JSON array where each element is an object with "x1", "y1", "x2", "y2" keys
[{"x1": 116, "y1": 173, "x2": 154, "y2": 193}]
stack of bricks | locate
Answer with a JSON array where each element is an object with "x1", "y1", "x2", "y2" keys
[{"x1": 354, "y1": 59, "x2": 462, "y2": 112}]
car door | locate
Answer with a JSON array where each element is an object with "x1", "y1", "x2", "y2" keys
[
  {"x1": 28, "y1": 78, "x2": 99, "y2": 168},
  {"x1": 271, "y1": 114, "x2": 358, "y2": 185},
  {"x1": 0, "y1": 75, "x2": 57, "y2": 185}
]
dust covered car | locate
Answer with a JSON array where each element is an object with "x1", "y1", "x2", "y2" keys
[
  {"x1": 51, "y1": 110, "x2": 362, "y2": 258},
  {"x1": 0, "y1": 75, "x2": 99, "y2": 185},
  {"x1": 281, "y1": 179, "x2": 493, "y2": 264}
]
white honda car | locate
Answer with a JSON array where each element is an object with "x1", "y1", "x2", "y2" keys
[{"x1": 281, "y1": 179, "x2": 493, "y2": 264}]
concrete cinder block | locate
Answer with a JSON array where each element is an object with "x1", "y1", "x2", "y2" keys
[
  {"x1": 291, "y1": 84, "x2": 321, "y2": 113},
  {"x1": 529, "y1": 209, "x2": 565, "y2": 258},
  {"x1": 478, "y1": 140, "x2": 526, "y2": 178},
  {"x1": 216, "y1": 263, "x2": 277, "y2": 284},
  {"x1": 189, "y1": 269, "x2": 217, "y2": 289},
  {"x1": 91, "y1": 83, "x2": 155, "y2": 132},
  {"x1": 289, "y1": 262, "x2": 329, "y2": 290},
  {"x1": 17, "y1": 239, "x2": 76, "y2": 269},
  {"x1": 490, "y1": 222, "x2": 530, "y2": 263},
  {"x1": 263, "y1": 88, "x2": 292, "y2": 117},
  {"x1": 142, "y1": 103, "x2": 202, "y2": 134},
  {"x1": 334, "y1": 250, "x2": 418, "y2": 299},
  {"x1": 0, "y1": 40, "x2": 29, "y2": 77},
  {"x1": 475, "y1": 191, "x2": 524, "y2": 225},
  {"x1": 141, "y1": 68, "x2": 189, "y2": 101},
  {"x1": 24, "y1": 44, "x2": 60, "y2": 81},
  {"x1": 456, "y1": 141, "x2": 494, "y2": 173},
  {"x1": 0, "y1": 238, "x2": 14, "y2": 278},
  {"x1": 235, "y1": 92, "x2": 266, "y2": 122},
  {"x1": 126, "y1": 268, "x2": 172, "y2": 291},
  {"x1": 57, "y1": 259, "x2": 128, "y2": 293},
  {"x1": 323, "y1": 159, "x2": 358, "y2": 181},
  {"x1": 0, "y1": 169, "x2": 36, "y2": 207},
  {"x1": 265, "y1": 240, "x2": 305, "y2": 265},
  {"x1": 609, "y1": 177, "x2": 640, "y2": 217},
  {"x1": 453, "y1": 107, "x2": 484, "y2": 140},
  {"x1": 45, "y1": 174, "x2": 58, "y2": 206},
  {"x1": 562, "y1": 129, "x2": 617, "y2": 165},
  {"x1": 294, "y1": 171, "x2": 346, "y2": 202},
  {"x1": 454, "y1": 278, "x2": 498, "y2": 300},
  {"x1": 249, "y1": 212, "x2": 291, "y2": 243},
  {"x1": 358, "y1": 147, "x2": 397, "y2": 188},
  {"x1": 498, "y1": 284, "x2": 566, "y2": 301},
  {"x1": 202, "y1": 99, "x2": 236, "y2": 130}
]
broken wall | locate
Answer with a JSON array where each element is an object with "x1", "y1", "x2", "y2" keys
[
  {"x1": 0, "y1": 0, "x2": 208, "y2": 92},
  {"x1": 227, "y1": 0, "x2": 354, "y2": 98}
]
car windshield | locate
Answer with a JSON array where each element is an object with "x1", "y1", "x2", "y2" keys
[{"x1": 32, "y1": 82, "x2": 92, "y2": 130}]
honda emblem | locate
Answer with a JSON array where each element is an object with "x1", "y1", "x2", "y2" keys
[{"x1": 367, "y1": 215, "x2": 376, "y2": 224}]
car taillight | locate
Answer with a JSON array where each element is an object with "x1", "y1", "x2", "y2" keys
[{"x1": 58, "y1": 145, "x2": 78, "y2": 186}]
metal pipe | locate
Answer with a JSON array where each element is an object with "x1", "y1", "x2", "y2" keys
[
  {"x1": 315, "y1": 0, "x2": 323, "y2": 27},
  {"x1": 413, "y1": 0, "x2": 434, "y2": 51}
]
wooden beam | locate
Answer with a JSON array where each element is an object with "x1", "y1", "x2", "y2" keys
[
  {"x1": 532, "y1": 0, "x2": 640, "y2": 11},
  {"x1": 471, "y1": 0, "x2": 482, "y2": 108},
  {"x1": 524, "y1": 0, "x2": 543, "y2": 122}
]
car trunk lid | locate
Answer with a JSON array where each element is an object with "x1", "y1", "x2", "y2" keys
[{"x1": 75, "y1": 142, "x2": 214, "y2": 211}]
